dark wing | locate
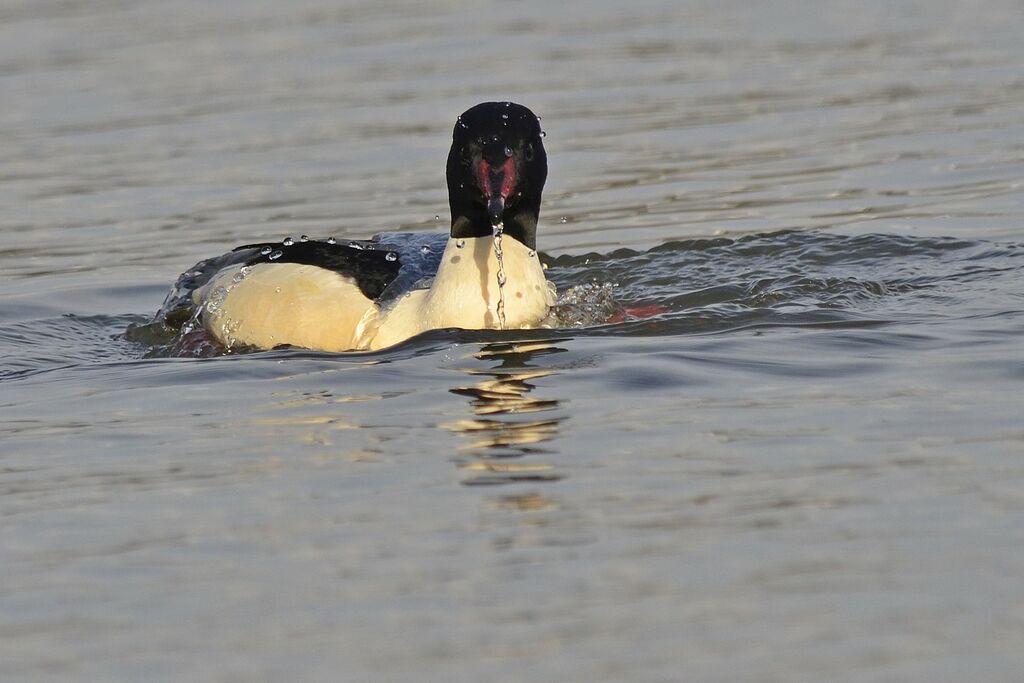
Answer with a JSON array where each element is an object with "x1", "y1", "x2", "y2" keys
[{"x1": 234, "y1": 239, "x2": 403, "y2": 300}]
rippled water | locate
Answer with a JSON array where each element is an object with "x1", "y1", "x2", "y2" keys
[{"x1": 3, "y1": 1, "x2": 1024, "y2": 680}]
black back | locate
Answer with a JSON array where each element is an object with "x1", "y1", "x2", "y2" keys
[{"x1": 235, "y1": 239, "x2": 402, "y2": 300}]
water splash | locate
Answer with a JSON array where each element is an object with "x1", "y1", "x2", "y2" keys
[{"x1": 492, "y1": 222, "x2": 507, "y2": 329}]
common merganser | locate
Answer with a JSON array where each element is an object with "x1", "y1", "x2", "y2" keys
[{"x1": 156, "y1": 102, "x2": 555, "y2": 353}]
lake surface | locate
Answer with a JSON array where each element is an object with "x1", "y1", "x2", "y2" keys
[{"x1": 3, "y1": 0, "x2": 1024, "y2": 680}]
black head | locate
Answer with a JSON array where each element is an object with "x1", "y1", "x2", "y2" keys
[{"x1": 446, "y1": 101, "x2": 547, "y2": 250}]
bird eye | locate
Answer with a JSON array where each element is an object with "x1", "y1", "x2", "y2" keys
[{"x1": 524, "y1": 143, "x2": 534, "y2": 161}]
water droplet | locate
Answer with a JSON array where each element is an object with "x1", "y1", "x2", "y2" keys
[
  {"x1": 491, "y1": 227, "x2": 507, "y2": 329},
  {"x1": 492, "y1": 135, "x2": 499, "y2": 142},
  {"x1": 269, "y1": 250, "x2": 283, "y2": 260},
  {"x1": 460, "y1": 122, "x2": 468, "y2": 129},
  {"x1": 434, "y1": 214, "x2": 440, "y2": 221},
  {"x1": 274, "y1": 287, "x2": 281, "y2": 294},
  {"x1": 504, "y1": 102, "x2": 511, "y2": 107},
  {"x1": 504, "y1": 146, "x2": 513, "y2": 158},
  {"x1": 540, "y1": 131, "x2": 547, "y2": 138},
  {"x1": 282, "y1": 236, "x2": 294, "y2": 246},
  {"x1": 385, "y1": 252, "x2": 398, "y2": 262},
  {"x1": 459, "y1": 183, "x2": 465, "y2": 189},
  {"x1": 349, "y1": 241, "x2": 364, "y2": 250},
  {"x1": 560, "y1": 216, "x2": 567, "y2": 224},
  {"x1": 536, "y1": 116, "x2": 542, "y2": 121},
  {"x1": 528, "y1": 249, "x2": 536, "y2": 258},
  {"x1": 260, "y1": 246, "x2": 272, "y2": 255},
  {"x1": 326, "y1": 236, "x2": 337, "y2": 244},
  {"x1": 456, "y1": 239, "x2": 465, "y2": 249},
  {"x1": 299, "y1": 234, "x2": 309, "y2": 242},
  {"x1": 420, "y1": 244, "x2": 432, "y2": 254},
  {"x1": 501, "y1": 113, "x2": 509, "y2": 120}
]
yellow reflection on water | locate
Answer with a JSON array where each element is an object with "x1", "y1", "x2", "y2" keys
[
  {"x1": 486, "y1": 493, "x2": 558, "y2": 512},
  {"x1": 444, "y1": 340, "x2": 569, "y2": 486}
]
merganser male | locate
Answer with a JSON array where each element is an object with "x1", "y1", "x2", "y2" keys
[{"x1": 157, "y1": 102, "x2": 555, "y2": 353}]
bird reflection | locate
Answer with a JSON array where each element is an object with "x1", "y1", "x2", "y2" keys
[{"x1": 443, "y1": 340, "x2": 568, "y2": 486}]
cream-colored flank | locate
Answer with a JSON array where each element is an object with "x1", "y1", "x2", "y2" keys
[{"x1": 196, "y1": 236, "x2": 555, "y2": 352}]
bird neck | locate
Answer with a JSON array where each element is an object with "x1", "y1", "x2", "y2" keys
[{"x1": 449, "y1": 204, "x2": 540, "y2": 251}]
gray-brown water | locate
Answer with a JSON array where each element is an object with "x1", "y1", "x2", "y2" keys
[{"x1": 3, "y1": 1, "x2": 1024, "y2": 680}]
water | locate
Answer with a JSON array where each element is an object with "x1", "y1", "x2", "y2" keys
[
  {"x1": 3, "y1": 0, "x2": 1024, "y2": 680},
  {"x1": 492, "y1": 221, "x2": 508, "y2": 329}
]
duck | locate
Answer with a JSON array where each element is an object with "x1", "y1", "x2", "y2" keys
[{"x1": 156, "y1": 102, "x2": 556, "y2": 353}]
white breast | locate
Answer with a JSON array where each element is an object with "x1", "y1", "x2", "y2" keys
[
  {"x1": 364, "y1": 236, "x2": 555, "y2": 350},
  {"x1": 196, "y1": 236, "x2": 555, "y2": 353}
]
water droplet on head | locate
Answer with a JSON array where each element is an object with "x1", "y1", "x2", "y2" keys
[
  {"x1": 434, "y1": 214, "x2": 440, "y2": 221},
  {"x1": 269, "y1": 250, "x2": 283, "y2": 260},
  {"x1": 326, "y1": 236, "x2": 337, "y2": 244},
  {"x1": 282, "y1": 236, "x2": 294, "y2": 246},
  {"x1": 501, "y1": 113, "x2": 509, "y2": 120},
  {"x1": 540, "y1": 130, "x2": 547, "y2": 138},
  {"x1": 385, "y1": 252, "x2": 397, "y2": 262},
  {"x1": 460, "y1": 122, "x2": 468, "y2": 129},
  {"x1": 260, "y1": 246, "x2": 272, "y2": 255},
  {"x1": 492, "y1": 135, "x2": 499, "y2": 142},
  {"x1": 349, "y1": 241, "x2": 364, "y2": 250},
  {"x1": 528, "y1": 249, "x2": 536, "y2": 258},
  {"x1": 420, "y1": 244, "x2": 432, "y2": 254},
  {"x1": 504, "y1": 146, "x2": 513, "y2": 158},
  {"x1": 456, "y1": 239, "x2": 466, "y2": 249},
  {"x1": 299, "y1": 234, "x2": 309, "y2": 242},
  {"x1": 536, "y1": 116, "x2": 542, "y2": 121}
]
